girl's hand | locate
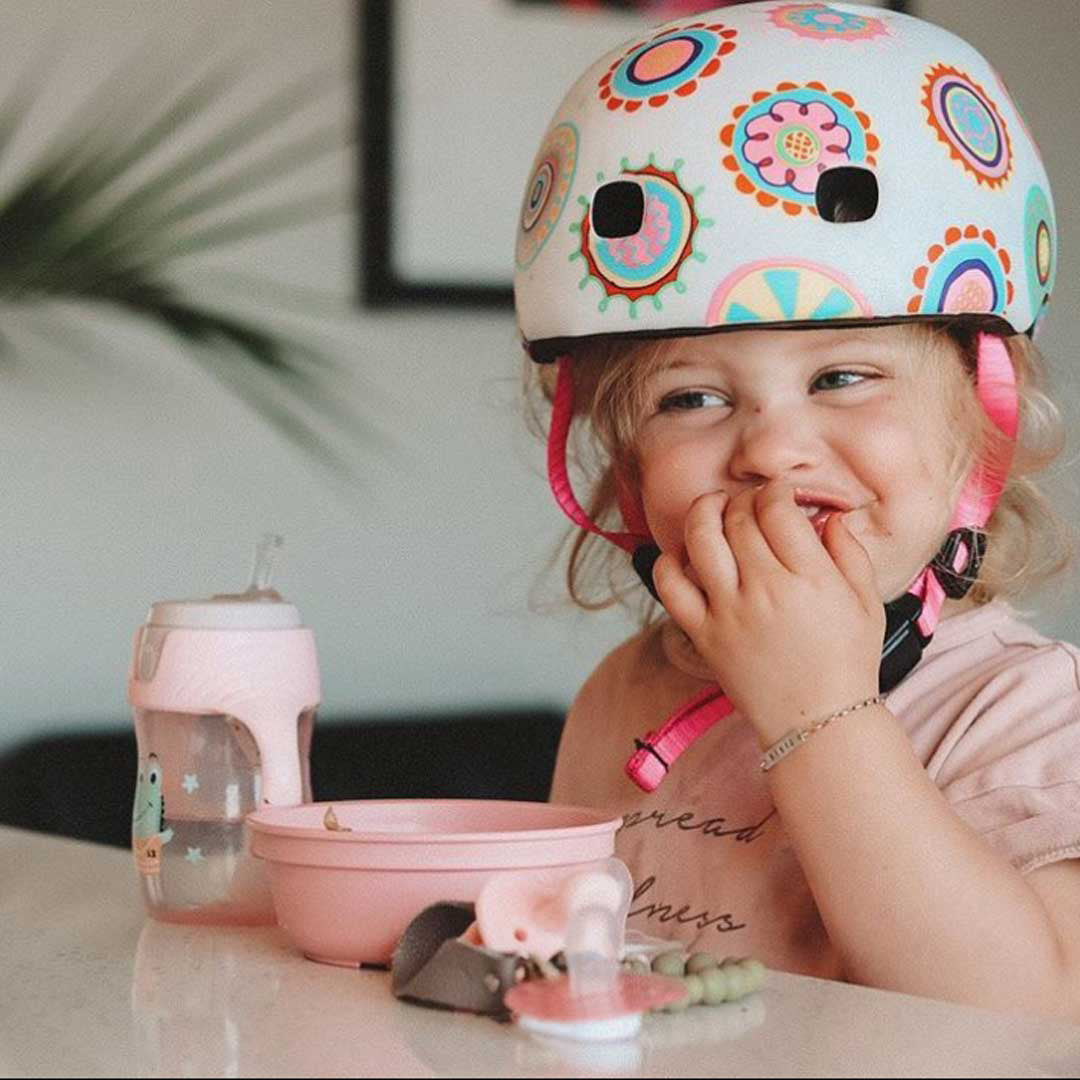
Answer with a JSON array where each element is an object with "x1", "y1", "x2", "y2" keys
[{"x1": 652, "y1": 479, "x2": 886, "y2": 747}]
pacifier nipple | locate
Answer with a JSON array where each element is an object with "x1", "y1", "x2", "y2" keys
[{"x1": 564, "y1": 861, "x2": 632, "y2": 999}]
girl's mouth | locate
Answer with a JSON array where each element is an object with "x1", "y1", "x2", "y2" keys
[
  {"x1": 794, "y1": 494, "x2": 852, "y2": 537},
  {"x1": 799, "y1": 505, "x2": 835, "y2": 537}
]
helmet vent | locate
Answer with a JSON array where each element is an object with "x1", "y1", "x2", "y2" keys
[
  {"x1": 815, "y1": 167, "x2": 879, "y2": 224},
  {"x1": 591, "y1": 180, "x2": 645, "y2": 238}
]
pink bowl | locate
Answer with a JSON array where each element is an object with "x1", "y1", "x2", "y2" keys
[{"x1": 246, "y1": 800, "x2": 622, "y2": 967}]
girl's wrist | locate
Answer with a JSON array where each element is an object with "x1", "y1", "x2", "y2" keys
[
  {"x1": 757, "y1": 694, "x2": 888, "y2": 771},
  {"x1": 750, "y1": 686, "x2": 882, "y2": 750}
]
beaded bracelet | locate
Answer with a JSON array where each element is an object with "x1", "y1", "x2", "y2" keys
[{"x1": 759, "y1": 694, "x2": 887, "y2": 773}]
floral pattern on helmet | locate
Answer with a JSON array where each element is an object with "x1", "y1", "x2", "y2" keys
[
  {"x1": 908, "y1": 224, "x2": 1014, "y2": 316},
  {"x1": 598, "y1": 20, "x2": 737, "y2": 113},
  {"x1": 923, "y1": 63, "x2": 1013, "y2": 189},
  {"x1": 720, "y1": 81, "x2": 879, "y2": 216},
  {"x1": 1023, "y1": 185, "x2": 1055, "y2": 317},
  {"x1": 516, "y1": 122, "x2": 579, "y2": 271},
  {"x1": 707, "y1": 258, "x2": 873, "y2": 326},
  {"x1": 569, "y1": 156, "x2": 712, "y2": 316},
  {"x1": 767, "y1": 3, "x2": 889, "y2": 42}
]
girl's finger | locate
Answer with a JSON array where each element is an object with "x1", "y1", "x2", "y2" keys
[
  {"x1": 682, "y1": 491, "x2": 739, "y2": 595},
  {"x1": 821, "y1": 512, "x2": 880, "y2": 610},
  {"x1": 752, "y1": 481, "x2": 828, "y2": 574},
  {"x1": 652, "y1": 551, "x2": 708, "y2": 633},
  {"x1": 719, "y1": 485, "x2": 783, "y2": 580}
]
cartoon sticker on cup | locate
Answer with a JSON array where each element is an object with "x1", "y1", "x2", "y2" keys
[{"x1": 132, "y1": 752, "x2": 174, "y2": 876}]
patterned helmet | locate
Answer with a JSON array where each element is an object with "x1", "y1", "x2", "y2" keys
[{"x1": 513, "y1": 1, "x2": 1056, "y2": 359}]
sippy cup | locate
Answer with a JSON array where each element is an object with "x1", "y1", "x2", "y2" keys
[{"x1": 128, "y1": 536, "x2": 321, "y2": 925}]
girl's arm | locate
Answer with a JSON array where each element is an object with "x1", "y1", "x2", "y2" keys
[
  {"x1": 765, "y1": 702, "x2": 1080, "y2": 1020},
  {"x1": 652, "y1": 479, "x2": 1080, "y2": 1019}
]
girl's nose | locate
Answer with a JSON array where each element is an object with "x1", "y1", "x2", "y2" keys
[{"x1": 726, "y1": 408, "x2": 820, "y2": 484}]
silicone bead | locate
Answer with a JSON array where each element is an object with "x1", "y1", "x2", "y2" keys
[
  {"x1": 682, "y1": 974, "x2": 705, "y2": 1005},
  {"x1": 652, "y1": 950, "x2": 687, "y2": 977},
  {"x1": 700, "y1": 967, "x2": 731, "y2": 1006},
  {"x1": 685, "y1": 952, "x2": 717, "y2": 975},
  {"x1": 721, "y1": 961, "x2": 747, "y2": 1000}
]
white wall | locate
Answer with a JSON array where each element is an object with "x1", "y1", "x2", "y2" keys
[{"x1": 0, "y1": 1, "x2": 1077, "y2": 750}]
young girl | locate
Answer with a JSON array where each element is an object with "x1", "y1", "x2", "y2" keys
[{"x1": 513, "y1": 2, "x2": 1080, "y2": 1018}]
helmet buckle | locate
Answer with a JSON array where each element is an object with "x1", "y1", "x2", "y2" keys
[{"x1": 930, "y1": 527, "x2": 988, "y2": 599}]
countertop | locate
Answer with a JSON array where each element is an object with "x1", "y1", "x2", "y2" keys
[{"x1": 3, "y1": 825, "x2": 1080, "y2": 1078}]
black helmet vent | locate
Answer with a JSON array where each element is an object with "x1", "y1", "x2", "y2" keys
[
  {"x1": 591, "y1": 180, "x2": 646, "y2": 238},
  {"x1": 816, "y1": 167, "x2": 879, "y2": 223}
]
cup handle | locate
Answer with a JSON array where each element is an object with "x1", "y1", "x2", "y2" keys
[{"x1": 244, "y1": 708, "x2": 307, "y2": 807}]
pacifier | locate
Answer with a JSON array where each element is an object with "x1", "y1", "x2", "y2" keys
[{"x1": 480, "y1": 859, "x2": 688, "y2": 1041}]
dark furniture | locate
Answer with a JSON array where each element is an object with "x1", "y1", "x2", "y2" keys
[{"x1": 0, "y1": 710, "x2": 565, "y2": 848}]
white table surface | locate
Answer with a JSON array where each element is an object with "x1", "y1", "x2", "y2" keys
[{"x1": 4, "y1": 825, "x2": 1080, "y2": 1079}]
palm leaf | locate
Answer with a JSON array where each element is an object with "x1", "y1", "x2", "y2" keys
[{"x1": 0, "y1": 38, "x2": 379, "y2": 477}]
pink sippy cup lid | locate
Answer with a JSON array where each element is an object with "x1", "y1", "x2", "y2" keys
[{"x1": 147, "y1": 594, "x2": 302, "y2": 631}]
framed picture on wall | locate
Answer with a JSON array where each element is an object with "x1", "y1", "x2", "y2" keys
[{"x1": 359, "y1": 0, "x2": 914, "y2": 309}]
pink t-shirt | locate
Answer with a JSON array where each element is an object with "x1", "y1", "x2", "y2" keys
[{"x1": 549, "y1": 599, "x2": 1080, "y2": 980}]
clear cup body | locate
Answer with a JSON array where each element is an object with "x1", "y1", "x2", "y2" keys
[{"x1": 132, "y1": 708, "x2": 314, "y2": 925}]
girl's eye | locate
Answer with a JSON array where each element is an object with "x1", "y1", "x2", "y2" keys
[
  {"x1": 813, "y1": 369, "x2": 871, "y2": 391},
  {"x1": 658, "y1": 389, "x2": 729, "y2": 412}
]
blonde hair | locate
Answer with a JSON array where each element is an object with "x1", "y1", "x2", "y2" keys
[{"x1": 523, "y1": 319, "x2": 1075, "y2": 623}]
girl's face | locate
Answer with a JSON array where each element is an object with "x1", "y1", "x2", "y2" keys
[{"x1": 634, "y1": 325, "x2": 972, "y2": 603}]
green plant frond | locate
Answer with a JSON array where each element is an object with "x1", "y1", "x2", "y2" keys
[
  {"x1": 0, "y1": 175, "x2": 90, "y2": 295},
  {"x1": 146, "y1": 190, "x2": 350, "y2": 263},
  {"x1": 115, "y1": 282, "x2": 293, "y2": 370},
  {"x1": 0, "y1": 32, "x2": 64, "y2": 166},
  {"x1": 44, "y1": 56, "x2": 247, "y2": 218},
  {"x1": 0, "y1": 169, "x2": 146, "y2": 295},
  {"x1": 0, "y1": 39, "x2": 376, "y2": 481},
  {"x1": 0, "y1": 66, "x2": 341, "y2": 295},
  {"x1": 10, "y1": 182, "x2": 350, "y2": 302},
  {"x1": 0, "y1": 183, "x2": 155, "y2": 298},
  {"x1": 18, "y1": 30, "x2": 244, "y2": 199},
  {"x1": 45, "y1": 125, "x2": 352, "y2": 291},
  {"x1": 146, "y1": 123, "x2": 352, "y2": 236},
  {"x1": 103, "y1": 282, "x2": 389, "y2": 458},
  {"x1": 26, "y1": 188, "x2": 349, "y2": 305},
  {"x1": 85, "y1": 66, "x2": 341, "y2": 233}
]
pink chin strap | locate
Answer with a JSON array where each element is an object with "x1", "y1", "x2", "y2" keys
[
  {"x1": 547, "y1": 352, "x2": 650, "y2": 552},
  {"x1": 546, "y1": 333, "x2": 1019, "y2": 792}
]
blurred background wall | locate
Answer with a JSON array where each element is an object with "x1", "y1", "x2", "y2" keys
[{"x1": 0, "y1": 0, "x2": 1076, "y2": 752}]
